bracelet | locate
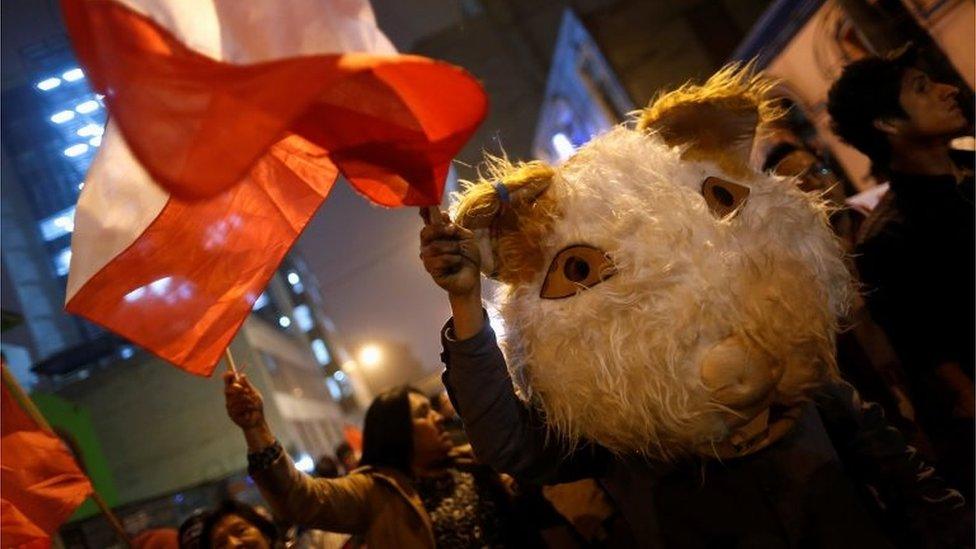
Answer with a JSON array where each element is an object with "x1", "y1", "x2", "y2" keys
[{"x1": 247, "y1": 440, "x2": 283, "y2": 471}]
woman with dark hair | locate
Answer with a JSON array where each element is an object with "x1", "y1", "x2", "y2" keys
[
  {"x1": 198, "y1": 500, "x2": 281, "y2": 549},
  {"x1": 224, "y1": 373, "x2": 560, "y2": 548}
]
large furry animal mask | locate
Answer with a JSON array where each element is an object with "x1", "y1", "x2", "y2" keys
[{"x1": 452, "y1": 66, "x2": 853, "y2": 460}]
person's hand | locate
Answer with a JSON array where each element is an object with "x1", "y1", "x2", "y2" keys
[
  {"x1": 223, "y1": 372, "x2": 265, "y2": 429},
  {"x1": 420, "y1": 210, "x2": 481, "y2": 298}
]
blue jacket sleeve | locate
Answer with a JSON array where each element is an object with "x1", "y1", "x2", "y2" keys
[{"x1": 439, "y1": 315, "x2": 607, "y2": 484}]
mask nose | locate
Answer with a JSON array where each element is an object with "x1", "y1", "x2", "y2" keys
[{"x1": 699, "y1": 336, "x2": 782, "y2": 426}]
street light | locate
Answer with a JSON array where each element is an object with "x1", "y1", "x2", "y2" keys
[{"x1": 358, "y1": 344, "x2": 382, "y2": 368}]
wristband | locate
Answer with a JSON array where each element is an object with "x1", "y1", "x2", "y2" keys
[{"x1": 247, "y1": 440, "x2": 283, "y2": 471}]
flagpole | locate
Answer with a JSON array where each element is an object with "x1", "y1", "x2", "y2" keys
[
  {"x1": 0, "y1": 366, "x2": 132, "y2": 548},
  {"x1": 420, "y1": 206, "x2": 442, "y2": 227},
  {"x1": 224, "y1": 347, "x2": 238, "y2": 374}
]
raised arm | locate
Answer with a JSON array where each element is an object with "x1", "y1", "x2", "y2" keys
[
  {"x1": 420, "y1": 214, "x2": 606, "y2": 483},
  {"x1": 223, "y1": 373, "x2": 373, "y2": 533}
]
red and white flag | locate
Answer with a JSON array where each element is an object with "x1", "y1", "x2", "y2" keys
[
  {"x1": 1, "y1": 381, "x2": 93, "y2": 548},
  {"x1": 63, "y1": 0, "x2": 487, "y2": 375}
]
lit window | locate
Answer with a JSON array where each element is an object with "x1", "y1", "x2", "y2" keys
[
  {"x1": 278, "y1": 315, "x2": 292, "y2": 328},
  {"x1": 311, "y1": 339, "x2": 330, "y2": 365},
  {"x1": 53, "y1": 247, "x2": 72, "y2": 276},
  {"x1": 62, "y1": 68, "x2": 84, "y2": 82},
  {"x1": 51, "y1": 110, "x2": 75, "y2": 124},
  {"x1": 293, "y1": 304, "x2": 313, "y2": 332},
  {"x1": 36, "y1": 78, "x2": 61, "y2": 91},
  {"x1": 77, "y1": 123, "x2": 103, "y2": 137},
  {"x1": 39, "y1": 206, "x2": 76, "y2": 241},
  {"x1": 75, "y1": 100, "x2": 99, "y2": 114},
  {"x1": 551, "y1": 132, "x2": 575, "y2": 161},
  {"x1": 252, "y1": 292, "x2": 269, "y2": 310},
  {"x1": 294, "y1": 454, "x2": 315, "y2": 473},
  {"x1": 286, "y1": 271, "x2": 304, "y2": 294},
  {"x1": 64, "y1": 144, "x2": 89, "y2": 157},
  {"x1": 89, "y1": 135, "x2": 102, "y2": 147},
  {"x1": 325, "y1": 377, "x2": 342, "y2": 400}
]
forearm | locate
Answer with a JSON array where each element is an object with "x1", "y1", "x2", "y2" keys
[
  {"x1": 449, "y1": 287, "x2": 484, "y2": 341},
  {"x1": 243, "y1": 420, "x2": 276, "y2": 452},
  {"x1": 249, "y1": 448, "x2": 372, "y2": 533}
]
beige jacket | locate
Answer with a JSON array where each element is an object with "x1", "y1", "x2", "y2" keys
[{"x1": 251, "y1": 453, "x2": 436, "y2": 548}]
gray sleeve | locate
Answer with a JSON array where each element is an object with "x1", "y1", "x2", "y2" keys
[{"x1": 439, "y1": 315, "x2": 607, "y2": 484}]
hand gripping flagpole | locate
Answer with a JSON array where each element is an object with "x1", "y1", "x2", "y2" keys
[{"x1": 1, "y1": 365, "x2": 132, "y2": 547}]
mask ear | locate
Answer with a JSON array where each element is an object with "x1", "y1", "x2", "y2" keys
[
  {"x1": 454, "y1": 159, "x2": 559, "y2": 284},
  {"x1": 637, "y1": 64, "x2": 780, "y2": 178}
]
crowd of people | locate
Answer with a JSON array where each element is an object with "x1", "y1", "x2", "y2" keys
[{"x1": 170, "y1": 50, "x2": 972, "y2": 549}]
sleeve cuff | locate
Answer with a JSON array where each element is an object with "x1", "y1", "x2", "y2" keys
[
  {"x1": 440, "y1": 310, "x2": 496, "y2": 354},
  {"x1": 248, "y1": 450, "x2": 297, "y2": 495}
]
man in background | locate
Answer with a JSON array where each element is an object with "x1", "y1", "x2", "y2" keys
[{"x1": 827, "y1": 46, "x2": 974, "y2": 497}]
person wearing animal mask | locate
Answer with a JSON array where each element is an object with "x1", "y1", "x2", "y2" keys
[{"x1": 419, "y1": 66, "x2": 971, "y2": 548}]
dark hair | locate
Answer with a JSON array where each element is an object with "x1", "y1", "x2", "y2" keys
[
  {"x1": 359, "y1": 385, "x2": 424, "y2": 474},
  {"x1": 762, "y1": 142, "x2": 800, "y2": 173},
  {"x1": 178, "y1": 509, "x2": 210, "y2": 549},
  {"x1": 334, "y1": 441, "x2": 354, "y2": 461},
  {"x1": 199, "y1": 500, "x2": 278, "y2": 549},
  {"x1": 314, "y1": 454, "x2": 341, "y2": 478},
  {"x1": 827, "y1": 49, "x2": 916, "y2": 176}
]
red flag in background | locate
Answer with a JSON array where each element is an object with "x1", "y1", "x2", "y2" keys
[
  {"x1": 1, "y1": 384, "x2": 93, "y2": 548},
  {"x1": 62, "y1": 0, "x2": 488, "y2": 375}
]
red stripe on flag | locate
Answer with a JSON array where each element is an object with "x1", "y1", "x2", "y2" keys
[
  {"x1": 62, "y1": 0, "x2": 487, "y2": 205},
  {"x1": 1, "y1": 385, "x2": 93, "y2": 548},
  {"x1": 67, "y1": 136, "x2": 338, "y2": 375}
]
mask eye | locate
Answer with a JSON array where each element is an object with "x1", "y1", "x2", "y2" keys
[
  {"x1": 540, "y1": 245, "x2": 616, "y2": 299},
  {"x1": 702, "y1": 177, "x2": 750, "y2": 218}
]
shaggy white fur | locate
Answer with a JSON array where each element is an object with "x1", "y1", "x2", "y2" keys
[{"x1": 488, "y1": 126, "x2": 853, "y2": 460}]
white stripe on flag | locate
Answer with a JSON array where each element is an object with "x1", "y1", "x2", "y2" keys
[
  {"x1": 110, "y1": 0, "x2": 396, "y2": 62},
  {"x1": 66, "y1": 123, "x2": 168, "y2": 302}
]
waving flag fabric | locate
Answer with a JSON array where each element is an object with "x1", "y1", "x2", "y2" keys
[
  {"x1": 63, "y1": 0, "x2": 487, "y2": 375},
  {"x1": 1, "y1": 382, "x2": 92, "y2": 548}
]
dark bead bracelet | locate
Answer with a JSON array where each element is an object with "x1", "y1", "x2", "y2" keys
[{"x1": 247, "y1": 440, "x2": 283, "y2": 471}]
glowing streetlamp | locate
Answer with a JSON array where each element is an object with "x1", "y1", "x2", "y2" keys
[{"x1": 358, "y1": 344, "x2": 382, "y2": 368}]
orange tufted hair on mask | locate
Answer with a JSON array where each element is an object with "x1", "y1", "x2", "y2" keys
[{"x1": 452, "y1": 157, "x2": 560, "y2": 285}]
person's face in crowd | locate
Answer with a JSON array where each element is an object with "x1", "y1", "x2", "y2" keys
[
  {"x1": 887, "y1": 68, "x2": 966, "y2": 140},
  {"x1": 409, "y1": 392, "x2": 452, "y2": 467},
  {"x1": 209, "y1": 513, "x2": 270, "y2": 549},
  {"x1": 773, "y1": 149, "x2": 843, "y2": 201}
]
